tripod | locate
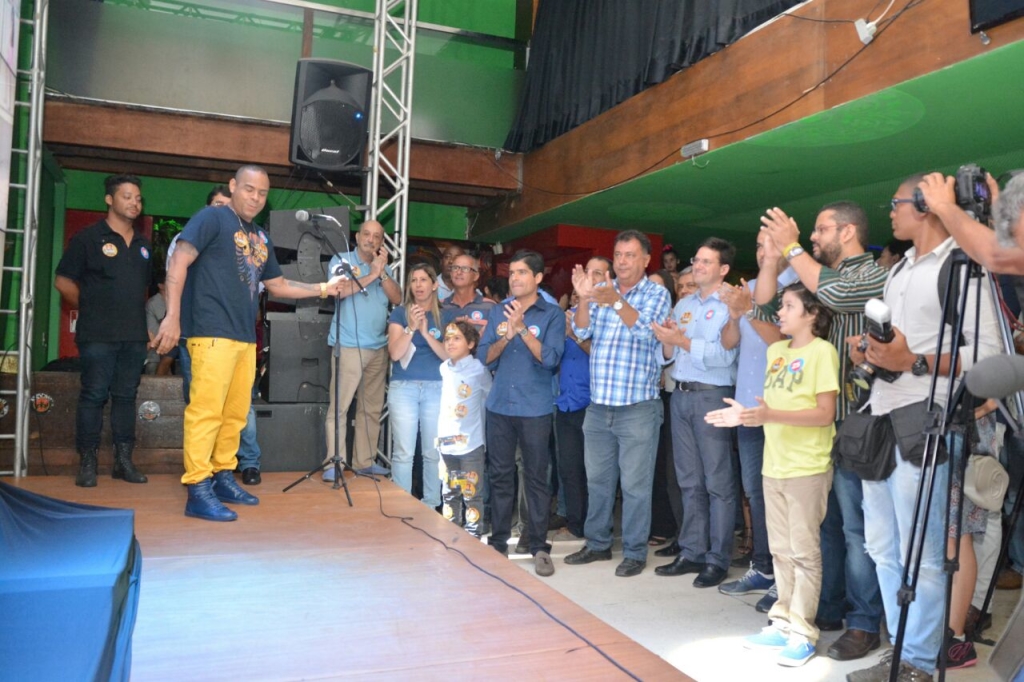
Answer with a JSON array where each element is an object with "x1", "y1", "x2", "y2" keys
[
  {"x1": 283, "y1": 218, "x2": 377, "y2": 504},
  {"x1": 886, "y1": 248, "x2": 1015, "y2": 681}
]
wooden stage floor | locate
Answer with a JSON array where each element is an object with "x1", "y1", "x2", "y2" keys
[{"x1": 11, "y1": 473, "x2": 689, "y2": 681}]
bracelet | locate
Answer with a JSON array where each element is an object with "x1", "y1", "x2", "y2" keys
[
  {"x1": 403, "y1": 326, "x2": 414, "y2": 335},
  {"x1": 319, "y1": 282, "x2": 328, "y2": 299},
  {"x1": 781, "y1": 242, "x2": 801, "y2": 259}
]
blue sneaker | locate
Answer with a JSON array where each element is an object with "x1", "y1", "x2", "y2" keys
[
  {"x1": 322, "y1": 467, "x2": 336, "y2": 482},
  {"x1": 358, "y1": 464, "x2": 391, "y2": 476},
  {"x1": 743, "y1": 626, "x2": 788, "y2": 650},
  {"x1": 719, "y1": 566, "x2": 775, "y2": 595},
  {"x1": 756, "y1": 583, "x2": 779, "y2": 613},
  {"x1": 777, "y1": 634, "x2": 815, "y2": 667}
]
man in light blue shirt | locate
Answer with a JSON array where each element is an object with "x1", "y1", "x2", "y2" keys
[
  {"x1": 652, "y1": 237, "x2": 739, "y2": 588},
  {"x1": 715, "y1": 231, "x2": 797, "y2": 604},
  {"x1": 324, "y1": 220, "x2": 402, "y2": 477}
]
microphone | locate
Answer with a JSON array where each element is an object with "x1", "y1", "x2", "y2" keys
[
  {"x1": 965, "y1": 354, "x2": 1024, "y2": 399},
  {"x1": 331, "y1": 260, "x2": 368, "y2": 296},
  {"x1": 295, "y1": 209, "x2": 334, "y2": 223}
]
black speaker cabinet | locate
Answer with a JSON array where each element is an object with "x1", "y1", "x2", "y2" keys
[
  {"x1": 289, "y1": 59, "x2": 372, "y2": 171},
  {"x1": 262, "y1": 312, "x2": 332, "y2": 403},
  {"x1": 252, "y1": 401, "x2": 328, "y2": 472}
]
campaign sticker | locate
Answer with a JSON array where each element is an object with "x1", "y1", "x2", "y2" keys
[
  {"x1": 496, "y1": 322, "x2": 509, "y2": 337},
  {"x1": 454, "y1": 404, "x2": 468, "y2": 419},
  {"x1": 680, "y1": 312, "x2": 692, "y2": 324},
  {"x1": 705, "y1": 310, "x2": 715, "y2": 320},
  {"x1": 466, "y1": 507, "x2": 481, "y2": 523},
  {"x1": 528, "y1": 325, "x2": 540, "y2": 338},
  {"x1": 769, "y1": 357, "x2": 785, "y2": 373},
  {"x1": 102, "y1": 243, "x2": 118, "y2": 258},
  {"x1": 788, "y1": 358, "x2": 805, "y2": 373},
  {"x1": 429, "y1": 327, "x2": 441, "y2": 339},
  {"x1": 31, "y1": 393, "x2": 53, "y2": 413},
  {"x1": 471, "y1": 311, "x2": 483, "y2": 321},
  {"x1": 457, "y1": 383, "x2": 472, "y2": 399},
  {"x1": 140, "y1": 246, "x2": 150, "y2": 260}
]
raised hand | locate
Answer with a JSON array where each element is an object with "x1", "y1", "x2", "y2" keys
[
  {"x1": 504, "y1": 299, "x2": 525, "y2": 338},
  {"x1": 572, "y1": 264, "x2": 594, "y2": 301},
  {"x1": 760, "y1": 207, "x2": 800, "y2": 250}
]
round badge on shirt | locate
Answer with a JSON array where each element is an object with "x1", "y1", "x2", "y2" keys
[
  {"x1": 102, "y1": 243, "x2": 118, "y2": 258},
  {"x1": 140, "y1": 246, "x2": 150, "y2": 260}
]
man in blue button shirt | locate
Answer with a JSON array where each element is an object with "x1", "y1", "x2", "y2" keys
[
  {"x1": 653, "y1": 237, "x2": 739, "y2": 588},
  {"x1": 565, "y1": 230, "x2": 671, "y2": 578},
  {"x1": 478, "y1": 250, "x2": 565, "y2": 577}
]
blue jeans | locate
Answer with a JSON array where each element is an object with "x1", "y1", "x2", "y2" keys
[
  {"x1": 672, "y1": 387, "x2": 736, "y2": 570},
  {"x1": 76, "y1": 341, "x2": 148, "y2": 451},
  {"x1": 1002, "y1": 431, "x2": 1024, "y2": 573},
  {"x1": 236, "y1": 403, "x2": 260, "y2": 471},
  {"x1": 388, "y1": 380, "x2": 442, "y2": 509},
  {"x1": 863, "y1": 447, "x2": 948, "y2": 674},
  {"x1": 736, "y1": 425, "x2": 772, "y2": 575},
  {"x1": 817, "y1": 466, "x2": 884, "y2": 631},
  {"x1": 582, "y1": 399, "x2": 662, "y2": 562}
]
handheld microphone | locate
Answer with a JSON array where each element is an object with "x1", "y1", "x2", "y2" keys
[
  {"x1": 965, "y1": 354, "x2": 1024, "y2": 399},
  {"x1": 332, "y1": 260, "x2": 369, "y2": 296}
]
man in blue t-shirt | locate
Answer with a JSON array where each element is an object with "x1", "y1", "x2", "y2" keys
[{"x1": 154, "y1": 165, "x2": 344, "y2": 522}]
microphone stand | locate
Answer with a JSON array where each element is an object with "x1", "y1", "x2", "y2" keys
[{"x1": 283, "y1": 216, "x2": 377, "y2": 504}]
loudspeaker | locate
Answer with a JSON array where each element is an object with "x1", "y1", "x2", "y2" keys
[
  {"x1": 252, "y1": 401, "x2": 328, "y2": 472},
  {"x1": 262, "y1": 312, "x2": 332, "y2": 403},
  {"x1": 289, "y1": 59, "x2": 372, "y2": 171},
  {"x1": 266, "y1": 206, "x2": 351, "y2": 318}
]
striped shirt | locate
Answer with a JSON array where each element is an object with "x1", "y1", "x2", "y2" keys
[
  {"x1": 573, "y1": 276, "x2": 671, "y2": 407},
  {"x1": 760, "y1": 252, "x2": 887, "y2": 419}
]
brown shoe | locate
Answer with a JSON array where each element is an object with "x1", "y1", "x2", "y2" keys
[
  {"x1": 829, "y1": 629, "x2": 881, "y2": 661},
  {"x1": 996, "y1": 567, "x2": 1022, "y2": 590}
]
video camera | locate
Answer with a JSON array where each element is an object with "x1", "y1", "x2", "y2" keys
[
  {"x1": 913, "y1": 163, "x2": 992, "y2": 224},
  {"x1": 850, "y1": 298, "x2": 901, "y2": 408}
]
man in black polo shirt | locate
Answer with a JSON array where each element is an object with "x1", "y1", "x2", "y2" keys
[{"x1": 55, "y1": 174, "x2": 151, "y2": 488}]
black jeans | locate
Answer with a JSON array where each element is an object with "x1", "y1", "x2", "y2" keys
[
  {"x1": 76, "y1": 341, "x2": 148, "y2": 451},
  {"x1": 487, "y1": 411, "x2": 553, "y2": 555},
  {"x1": 555, "y1": 407, "x2": 588, "y2": 537}
]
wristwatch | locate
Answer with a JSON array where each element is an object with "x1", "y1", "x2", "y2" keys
[
  {"x1": 518, "y1": 326, "x2": 529, "y2": 337},
  {"x1": 380, "y1": 271, "x2": 390, "y2": 283},
  {"x1": 744, "y1": 308, "x2": 756, "y2": 321},
  {"x1": 612, "y1": 298, "x2": 624, "y2": 311},
  {"x1": 785, "y1": 245, "x2": 806, "y2": 261},
  {"x1": 911, "y1": 354, "x2": 929, "y2": 376},
  {"x1": 403, "y1": 326, "x2": 414, "y2": 335},
  {"x1": 319, "y1": 282, "x2": 328, "y2": 299}
]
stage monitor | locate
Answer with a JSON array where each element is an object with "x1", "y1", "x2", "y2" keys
[{"x1": 970, "y1": 0, "x2": 1024, "y2": 31}]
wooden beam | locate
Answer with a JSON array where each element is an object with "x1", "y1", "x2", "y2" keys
[{"x1": 43, "y1": 98, "x2": 521, "y2": 205}]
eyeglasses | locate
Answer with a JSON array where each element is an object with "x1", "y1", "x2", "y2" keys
[
  {"x1": 890, "y1": 198, "x2": 915, "y2": 211},
  {"x1": 451, "y1": 265, "x2": 479, "y2": 273},
  {"x1": 690, "y1": 257, "x2": 718, "y2": 267}
]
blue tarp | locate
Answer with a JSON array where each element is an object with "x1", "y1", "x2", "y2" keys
[{"x1": 0, "y1": 481, "x2": 141, "y2": 682}]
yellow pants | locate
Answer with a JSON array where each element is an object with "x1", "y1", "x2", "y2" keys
[{"x1": 182, "y1": 337, "x2": 255, "y2": 485}]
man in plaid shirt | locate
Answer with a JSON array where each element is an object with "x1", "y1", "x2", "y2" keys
[{"x1": 564, "y1": 230, "x2": 671, "y2": 578}]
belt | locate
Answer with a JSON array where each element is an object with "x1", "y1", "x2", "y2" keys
[{"x1": 675, "y1": 381, "x2": 730, "y2": 392}]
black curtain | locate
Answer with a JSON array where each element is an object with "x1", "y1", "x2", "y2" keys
[{"x1": 504, "y1": 0, "x2": 803, "y2": 153}]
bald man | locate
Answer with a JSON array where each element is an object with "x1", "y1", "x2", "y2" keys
[{"x1": 323, "y1": 219, "x2": 402, "y2": 478}]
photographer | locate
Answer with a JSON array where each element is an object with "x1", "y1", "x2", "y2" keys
[
  {"x1": 846, "y1": 174, "x2": 1002, "y2": 682},
  {"x1": 916, "y1": 172, "x2": 1024, "y2": 274}
]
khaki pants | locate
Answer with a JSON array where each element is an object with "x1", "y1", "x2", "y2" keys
[
  {"x1": 182, "y1": 338, "x2": 254, "y2": 485},
  {"x1": 325, "y1": 346, "x2": 388, "y2": 471},
  {"x1": 764, "y1": 469, "x2": 832, "y2": 642}
]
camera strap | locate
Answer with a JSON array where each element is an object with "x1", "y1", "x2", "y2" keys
[{"x1": 888, "y1": 251, "x2": 963, "y2": 348}]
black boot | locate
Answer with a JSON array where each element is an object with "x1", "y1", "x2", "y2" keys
[
  {"x1": 112, "y1": 442, "x2": 148, "y2": 484},
  {"x1": 75, "y1": 448, "x2": 98, "y2": 488}
]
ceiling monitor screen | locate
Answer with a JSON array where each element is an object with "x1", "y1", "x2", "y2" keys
[{"x1": 971, "y1": 0, "x2": 1024, "y2": 31}]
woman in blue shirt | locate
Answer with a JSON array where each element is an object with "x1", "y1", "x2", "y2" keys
[{"x1": 387, "y1": 263, "x2": 448, "y2": 509}]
